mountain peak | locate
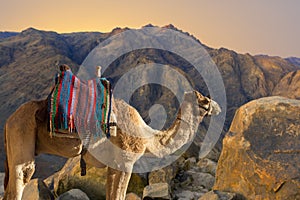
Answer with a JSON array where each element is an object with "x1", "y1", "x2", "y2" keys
[
  {"x1": 21, "y1": 27, "x2": 40, "y2": 33},
  {"x1": 163, "y1": 24, "x2": 177, "y2": 30},
  {"x1": 20, "y1": 27, "x2": 44, "y2": 37},
  {"x1": 143, "y1": 24, "x2": 156, "y2": 28},
  {"x1": 162, "y1": 24, "x2": 203, "y2": 45}
]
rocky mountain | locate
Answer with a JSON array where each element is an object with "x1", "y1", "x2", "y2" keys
[
  {"x1": 0, "y1": 32, "x2": 18, "y2": 39},
  {"x1": 0, "y1": 25, "x2": 299, "y2": 196},
  {"x1": 272, "y1": 70, "x2": 300, "y2": 99},
  {"x1": 286, "y1": 57, "x2": 300, "y2": 67}
]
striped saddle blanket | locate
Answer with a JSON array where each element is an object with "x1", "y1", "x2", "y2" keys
[{"x1": 48, "y1": 70, "x2": 112, "y2": 138}]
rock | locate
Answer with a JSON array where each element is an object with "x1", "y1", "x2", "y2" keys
[
  {"x1": 143, "y1": 183, "x2": 171, "y2": 199},
  {"x1": 127, "y1": 173, "x2": 148, "y2": 197},
  {"x1": 125, "y1": 192, "x2": 141, "y2": 200},
  {"x1": 197, "y1": 158, "x2": 217, "y2": 176},
  {"x1": 175, "y1": 190, "x2": 197, "y2": 200},
  {"x1": 199, "y1": 190, "x2": 245, "y2": 200},
  {"x1": 148, "y1": 166, "x2": 174, "y2": 185},
  {"x1": 182, "y1": 157, "x2": 197, "y2": 171},
  {"x1": 44, "y1": 156, "x2": 106, "y2": 200},
  {"x1": 22, "y1": 179, "x2": 54, "y2": 200},
  {"x1": 57, "y1": 189, "x2": 90, "y2": 200},
  {"x1": 272, "y1": 70, "x2": 300, "y2": 100},
  {"x1": 44, "y1": 156, "x2": 146, "y2": 199},
  {"x1": 145, "y1": 166, "x2": 175, "y2": 199},
  {"x1": 198, "y1": 191, "x2": 218, "y2": 200},
  {"x1": 214, "y1": 96, "x2": 300, "y2": 200},
  {"x1": 186, "y1": 170, "x2": 215, "y2": 190}
]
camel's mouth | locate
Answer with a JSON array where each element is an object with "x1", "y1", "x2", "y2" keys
[
  {"x1": 209, "y1": 99, "x2": 221, "y2": 115},
  {"x1": 200, "y1": 97, "x2": 221, "y2": 116}
]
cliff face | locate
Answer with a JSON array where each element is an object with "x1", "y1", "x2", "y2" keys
[
  {"x1": 272, "y1": 70, "x2": 300, "y2": 99},
  {"x1": 214, "y1": 96, "x2": 300, "y2": 199}
]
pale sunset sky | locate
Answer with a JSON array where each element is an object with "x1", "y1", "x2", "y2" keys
[{"x1": 1, "y1": 0, "x2": 299, "y2": 57}]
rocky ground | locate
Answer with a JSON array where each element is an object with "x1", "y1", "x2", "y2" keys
[{"x1": 1, "y1": 95, "x2": 298, "y2": 200}]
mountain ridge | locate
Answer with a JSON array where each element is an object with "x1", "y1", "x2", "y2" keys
[
  {"x1": 0, "y1": 24, "x2": 299, "y2": 174},
  {"x1": 0, "y1": 31, "x2": 18, "y2": 39}
]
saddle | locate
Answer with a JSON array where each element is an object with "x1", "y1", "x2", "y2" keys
[{"x1": 47, "y1": 68, "x2": 112, "y2": 139}]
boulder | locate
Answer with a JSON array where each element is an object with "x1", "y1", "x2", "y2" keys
[
  {"x1": 214, "y1": 96, "x2": 300, "y2": 200},
  {"x1": 125, "y1": 192, "x2": 141, "y2": 200},
  {"x1": 44, "y1": 156, "x2": 106, "y2": 200},
  {"x1": 22, "y1": 179, "x2": 54, "y2": 200},
  {"x1": 186, "y1": 171, "x2": 215, "y2": 191},
  {"x1": 272, "y1": 70, "x2": 300, "y2": 100},
  {"x1": 175, "y1": 190, "x2": 199, "y2": 200},
  {"x1": 57, "y1": 189, "x2": 89, "y2": 200},
  {"x1": 197, "y1": 158, "x2": 217, "y2": 176},
  {"x1": 198, "y1": 190, "x2": 245, "y2": 200},
  {"x1": 148, "y1": 166, "x2": 174, "y2": 185},
  {"x1": 143, "y1": 183, "x2": 171, "y2": 199}
]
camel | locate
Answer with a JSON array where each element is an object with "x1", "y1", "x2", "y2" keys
[{"x1": 3, "y1": 90, "x2": 221, "y2": 200}]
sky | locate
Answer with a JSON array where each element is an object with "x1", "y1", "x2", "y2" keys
[{"x1": 0, "y1": 0, "x2": 299, "y2": 58}]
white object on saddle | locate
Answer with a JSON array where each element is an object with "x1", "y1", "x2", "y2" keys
[
  {"x1": 110, "y1": 113, "x2": 117, "y2": 137},
  {"x1": 97, "y1": 66, "x2": 102, "y2": 78}
]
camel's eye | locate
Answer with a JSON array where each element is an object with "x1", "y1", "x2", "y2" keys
[
  {"x1": 198, "y1": 97, "x2": 211, "y2": 111},
  {"x1": 201, "y1": 97, "x2": 210, "y2": 105}
]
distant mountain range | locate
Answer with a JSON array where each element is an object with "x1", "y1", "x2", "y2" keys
[
  {"x1": 0, "y1": 31, "x2": 18, "y2": 39},
  {"x1": 0, "y1": 25, "x2": 299, "y2": 173},
  {"x1": 285, "y1": 57, "x2": 300, "y2": 67}
]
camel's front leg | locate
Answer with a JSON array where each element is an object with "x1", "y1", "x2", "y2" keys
[
  {"x1": 106, "y1": 167, "x2": 132, "y2": 200},
  {"x1": 4, "y1": 162, "x2": 35, "y2": 200}
]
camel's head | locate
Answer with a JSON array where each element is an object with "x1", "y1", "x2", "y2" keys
[{"x1": 194, "y1": 91, "x2": 221, "y2": 116}]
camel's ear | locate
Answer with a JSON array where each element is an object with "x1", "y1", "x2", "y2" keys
[{"x1": 193, "y1": 90, "x2": 206, "y2": 101}]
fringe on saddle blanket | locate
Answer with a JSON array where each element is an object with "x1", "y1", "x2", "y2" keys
[{"x1": 48, "y1": 69, "x2": 112, "y2": 138}]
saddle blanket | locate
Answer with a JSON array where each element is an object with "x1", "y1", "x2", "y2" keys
[{"x1": 48, "y1": 70, "x2": 112, "y2": 138}]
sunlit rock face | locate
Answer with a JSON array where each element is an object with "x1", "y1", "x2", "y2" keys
[{"x1": 214, "y1": 96, "x2": 300, "y2": 200}]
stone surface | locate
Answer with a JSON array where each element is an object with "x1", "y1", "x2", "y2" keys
[
  {"x1": 199, "y1": 190, "x2": 245, "y2": 200},
  {"x1": 22, "y1": 179, "x2": 54, "y2": 200},
  {"x1": 125, "y1": 192, "x2": 141, "y2": 200},
  {"x1": 198, "y1": 191, "x2": 218, "y2": 200},
  {"x1": 272, "y1": 70, "x2": 300, "y2": 100},
  {"x1": 186, "y1": 170, "x2": 215, "y2": 191},
  {"x1": 172, "y1": 155, "x2": 220, "y2": 200},
  {"x1": 57, "y1": 189, "x2": 90, "y2": 200},
  {"x1": 143, "y1": 183, "x2": 171, "y2": 199},
  {"x1": 197, "y1": 158, "x2": 217, "y2": 176},
  {"x1": 175, "y1": 190, "x2": 197, "y2": 200},
  {"x1": 44, "y1": 156, "x2": 106, "y2": 200},
  {"x1": 214, "y1": 96, "x2": 300, "y2": 200},
  {"x1": 44, "y1": 156, "x2": 146, "y2": 199},
  {"x1": 148, "y1": 166, "x2": 174, "y2": 185}
]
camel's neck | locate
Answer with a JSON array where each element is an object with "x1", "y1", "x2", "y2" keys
[{"x1": 147, "y1": 92, "x2": 207, "y2": 157}]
